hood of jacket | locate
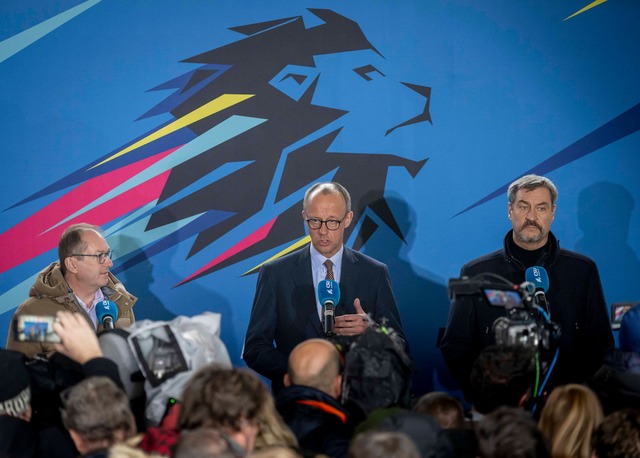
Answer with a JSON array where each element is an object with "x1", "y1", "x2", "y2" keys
[{"x1": 29, "y1": 262, "x2": 136, "y2": 306}]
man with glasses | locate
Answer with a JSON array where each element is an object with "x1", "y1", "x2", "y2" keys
[
  {"x1": 7, "y1": 223, "x2": 136, "y2": 357},
  {"x1": 243, "y1": 182, "x2": 405, "y2": 392}
]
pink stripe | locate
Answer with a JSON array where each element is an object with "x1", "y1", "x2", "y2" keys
[
  {"x1": 177, "y1": 217, "x2": 277, "y2": 285},
  {"x1": 0, "y1": 148, "x2": 177, "y2": 273}
]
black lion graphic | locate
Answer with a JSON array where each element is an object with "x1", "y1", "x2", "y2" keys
[
  {"x1": 13, "y1": 9, "x2": 432, "y2": 284},
  {"x1": 137, "y1": 8, "x2": 432, "y2": 282}
]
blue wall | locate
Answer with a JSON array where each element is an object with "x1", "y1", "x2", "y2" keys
[{"x1": 1, "y1": 0, "x2": 639, "y2": 396}]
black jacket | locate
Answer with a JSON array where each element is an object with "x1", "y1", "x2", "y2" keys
[
  {"x1": 276, "y1": 385, "x2": 354, "y2": 458},
  {"x1": 587, "y1": 348, "x2": 640, "y2": 415},
  {"x1": 440, "y1": 230, "x2": 613, "y2": 396}
]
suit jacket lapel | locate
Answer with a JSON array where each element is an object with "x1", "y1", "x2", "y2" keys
[
  {"x1": 293, "y1": 246, "x2": 324, "y2": 337},
  {"x1": 338, "y1": 246, "x2": 359, "y2": 314}
]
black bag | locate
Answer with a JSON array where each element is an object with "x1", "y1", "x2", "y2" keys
[{"x1": 335, "y1": 324, "x2": 413, "y2": 416}]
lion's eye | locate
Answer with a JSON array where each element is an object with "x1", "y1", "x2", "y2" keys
[
  {"x1": 354, "y1": 64, "x2": 385, "y2": 81},
  {"x1": 269, "y1": 64, "x2": 319, "y2": 101}
]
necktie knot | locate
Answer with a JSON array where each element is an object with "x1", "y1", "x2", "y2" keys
[{"x1": 324, "y1": 259, "x2": 334, "y2": 281}]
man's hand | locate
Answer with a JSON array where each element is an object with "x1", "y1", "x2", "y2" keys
[
  {"x1": 53, "y1": 311, "x2": 103, "y2": 364},
  {"x1": 334, "y1": 298, "x2": 370, "y2": 336}
]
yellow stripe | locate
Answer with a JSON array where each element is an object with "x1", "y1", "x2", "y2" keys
[
  {"x1": 564, "y1": 0, "x2": 607, "y2": 21},
  {"x1": 89, "y1": 93, "x2": 254, "y2": 169},
  {"x1": 243, "y1": 236, "x2": 310, "y2": 275}
]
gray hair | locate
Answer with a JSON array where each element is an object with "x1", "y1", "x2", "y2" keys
[
  {"x1": 508, "y1": 175, "x2": 558, "y2": 206},
  {"x1": 303, "y1": 182, "x2": 352, "y2": 213}
]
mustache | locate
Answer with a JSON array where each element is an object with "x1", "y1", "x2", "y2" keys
[{"x1": 521, "y1": 221, "x2": 542, "y2": 231}]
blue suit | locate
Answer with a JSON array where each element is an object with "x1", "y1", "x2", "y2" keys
[{"x1": 243, "y1": 245, "x2": 405, "y2": 388}]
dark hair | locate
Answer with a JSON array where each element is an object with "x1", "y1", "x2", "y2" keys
[
  {"x1": 476, "y1": 406, "x2": 550, "y2": 458},
  {"x1": 413, "y1": 392, "x2": 466, "y2": 429},
  {"x1": 58, "y1": 223, "x2": 102, "y2": 274},
  {"x1": 592, "y1": 408, "x2": 640, "y2": 458},
  {"x1": 348, "y1": 431, "x2": 420, "y2": 458},
  {"x1": 178, "y1": 364, "x2": 268, "y2": 432},
  {"x1": 470, "y1": 345, "x2": 536, "y2": 414}
]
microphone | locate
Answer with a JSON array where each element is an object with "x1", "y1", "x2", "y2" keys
[
  {"x1": 96, "y1": 299, "x2": 118, "y2": 330},
  {"x1": 318, "y1": 280, "x2": 341, "y2": 337},
  {"x1": 525, "y1": 266, "x2": 549, "y2": 312}
]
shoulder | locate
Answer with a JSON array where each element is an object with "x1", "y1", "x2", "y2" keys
[
  {"x1": 461, "y1": 249, "x2": 504, "y2": 275},
  {"x1": 261, "y1": 245, "x2": 309, "y2": 272},
  {"x1": 556, "y1": 247, "x2": 598, "y2": 268},
  {"x1": 344, "y1": 247, "x2": 387, "y2": 270}
]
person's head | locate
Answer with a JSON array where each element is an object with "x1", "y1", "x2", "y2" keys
[
  {"x1": 412, "y1": 392, "x2": 465, "y2": 429},
  {"x1": 538, "y1": 384, "x2": 604, "y2": 458},
  {"x1": 178, "y1": 364, "x2": 269, "y2": 453},
  {"x1": 61, "y1": 376, "x2": 136, "y2": 455},
  {"x1": 249, "y1": 445, "x2": 302, "y2": 458},
  {"x1": 620, "y1": 304, "x2": 640, "y2": 353},
  {"x1": 507, "y1": 175, "x2": 557, "y2": 250},
  {"x1": 592, "y1": 408, "x2": 640, "y2": 458},
  {"x1": 348, "y1": 431, "x2": 420, "y2": 458},
  {"x1": 302, "y1": 182, "x2": 353, "y2": 258},
  {"x1": 253, "y1": 394, "x2": 298, "y2": 450},
  {"x1": 476, "y1": 406, "x2": 550, "y2": 458},
  {"x1": 470, "y1": 345, "x2": 536, "y2": 415},
  {"x1": 0, "y1": 349, "x2": 32, "y2": 422},
  {"x1": 284, "y1": 338, "x2": 342, "y2": 399},
  {"x1": 58, "y1": 223, "x2": 113, "y2": 292},
  {"x1": 173, "y1": 428, "x2": 246, "y2": 458},
  {"x1": 377, "y1": 411, "x2": 455, "y2": 458}
]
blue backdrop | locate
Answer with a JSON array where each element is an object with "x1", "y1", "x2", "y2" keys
[{"x1": 1, "y1": 0, "x2": 639, "y2": 396}]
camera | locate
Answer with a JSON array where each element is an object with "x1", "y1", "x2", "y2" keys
[
  {"x1": 449, "y1": 274, "x2": 560, "y2": 357},
  {"x1": 13, "y1": 314, "x2": 61, "y2": 343}
]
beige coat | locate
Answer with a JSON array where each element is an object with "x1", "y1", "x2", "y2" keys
[{"x1": 6, "y1": 262, "x2": 137, "y2": 357}]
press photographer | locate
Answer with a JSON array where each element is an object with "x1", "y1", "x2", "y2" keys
[{"x1": 0, "y1": 311, "x2": 123, "y2": 458}]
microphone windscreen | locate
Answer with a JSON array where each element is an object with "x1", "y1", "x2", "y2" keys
[
  {"x1": 318, "y1": 279, "x2": 341, "y2": 306},
  {"x1": 525, "y1": 266, "x2": 549, "y2": 292},
  {"x1": 96, "y1": 299, "x2": 119, "y2": 323}
]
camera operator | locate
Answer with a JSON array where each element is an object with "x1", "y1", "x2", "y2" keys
[
  {"x1": 0, "y1": 311, "x2": 124, "y2": 458},
  {"x1": 440, "y1": 175, "x2": 613, "y2": 398}
]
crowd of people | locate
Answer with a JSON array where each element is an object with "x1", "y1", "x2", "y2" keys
[{"x1": 2, "y1": 177, "x2": 640, "y2": 457}]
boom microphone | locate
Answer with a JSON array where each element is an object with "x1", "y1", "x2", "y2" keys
[
  {"x1": 525, "y1": 266, "x2": 549, "y2": 312},
  {"x1": 96, "y1": 299, "x2": 118, "y2": 330},
  {"x1": 318, "y1": 280, "x2": 341, "y2": 337}
]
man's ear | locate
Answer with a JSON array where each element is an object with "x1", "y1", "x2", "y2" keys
[
  {"x1": 64, "y1": 256, "x2": 78, "y2": 274},
  {"x1": 332, "y1": 374, "x2": 343, "y2": 399},
  {"x1": 283, "y1": 373, "x2": 291, "y2": 387},
  {"x1": 69, "y1": 430, "x2": 88, "y2": 454}
]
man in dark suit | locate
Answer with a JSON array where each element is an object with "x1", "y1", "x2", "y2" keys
[{"x1": 243, "y1": 182, "x2": 405, "y2": 391}]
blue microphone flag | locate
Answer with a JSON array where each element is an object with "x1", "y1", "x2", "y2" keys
[
  {"x1": 96, "y1": 299, "x2": 119, "y2": 323},
  {"x1": 318, "y1": 279, "x2": 341, "y2": 306},
  {"x1": 526, "y1": 266, "x2": 549, "y2": 292}
]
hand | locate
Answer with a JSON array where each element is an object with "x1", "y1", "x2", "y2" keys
[
  {"x1": 53, "y1": 311, "x2": 103, "y2": 364},
  {"x1": 334, "y1": 298, "x2": 369, "y2": 336}
]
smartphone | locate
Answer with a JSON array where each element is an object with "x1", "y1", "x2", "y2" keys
[
  {"x1": 611, "y1": 302, "x2": 639, "y2": 330},
  {"x1": 13, "y1": 314, "x2": 61, "y2": 343}
]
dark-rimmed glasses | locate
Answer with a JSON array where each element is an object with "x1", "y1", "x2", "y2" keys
[
  {"x1": 304, "y1": 213, "x2": 348, "y2": 231},
  {"x1": 69, "y1": 250, "x2": 113, "y2": 264}
]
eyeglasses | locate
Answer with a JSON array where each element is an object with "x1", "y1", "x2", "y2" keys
[
  {"x1": 304, "y1": 214, "x2": 348, "y2": 231},
  {"x1": 69, "y1": 250, "x2": 113, "y2": 264}
]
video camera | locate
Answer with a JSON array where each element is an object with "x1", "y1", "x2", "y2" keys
[{"x1": 449, "y1": 273, "x2": 560, "y2": 359}]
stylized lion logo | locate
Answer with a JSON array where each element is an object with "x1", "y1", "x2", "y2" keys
[{"x1": 1, "y1": 9, "x2": 431, "y2": 286}]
